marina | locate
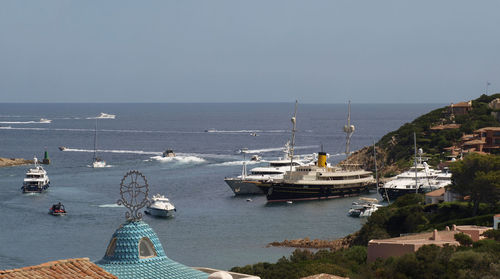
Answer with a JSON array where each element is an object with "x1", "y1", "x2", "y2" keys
[{"x1": 0, "y1": 103, "x2": 443, "y2": 270}]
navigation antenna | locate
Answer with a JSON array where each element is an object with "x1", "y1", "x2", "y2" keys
[
  {"x1": 343, "y1": 101, "x2": 355, "y2": 155},
  {"x1": 414, "y1": 132, "x2": 418, "y2": 193},
  {"x1": 289, "y1": 100, "x2": 298, "y2": 172}
]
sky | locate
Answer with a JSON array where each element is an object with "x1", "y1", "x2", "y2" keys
[{"x1": 1, "y1": 0, "x2": 499, "y2": 103}]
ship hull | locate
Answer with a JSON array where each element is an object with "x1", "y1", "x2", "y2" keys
[
  {"x1": 224, "y1": 178, "x2": 267, "y2": 195},
  {"x1": 22, "y1": 183, "x2": 49, "y2": 193},
  {"x1": 264, "y1": 182, "x2": 370, "y2": 202},
  {"x1": 378, "y1": 187, "x2": 433, "y2": 201}
]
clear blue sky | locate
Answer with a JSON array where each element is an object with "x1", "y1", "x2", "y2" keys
[{"x1": 1, "y1": 0, "x2": 499, "y2": 103}]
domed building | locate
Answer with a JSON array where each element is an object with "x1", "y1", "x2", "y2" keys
[{"x1": 96, "y1": 220, "x2": 208, "y2": 279}]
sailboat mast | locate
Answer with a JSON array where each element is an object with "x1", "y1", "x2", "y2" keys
[
  {"x1": 289, "y1": 100, "x2": 298, "y2": 172},
  {"x1": 414, "y1": 132, "x2": 418, "y2": 193},
  {"x1": 343, "y1": 101, "x2": 355, "y2": 155},
  {"x1": 93, "y1": 119, "x2": 98, "y2": 160}
]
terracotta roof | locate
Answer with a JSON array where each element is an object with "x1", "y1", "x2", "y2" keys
[
  {"x1": 475, "y1": 127, "x2": 500, "y2": 132},
  {"x1": 430, "y1": 124, "x2": 461, "y2": 130},
  {"x1": 425, "y1": 188, "x2": 445, "y2": 197},
  {"x1": 451, "y1": 101, "x2": 472, "y2": 107},
  {"x1": 0, "y1": 258, "x2": 117, "y2": 279},
  {"x1": 301, "y1": 274, "x2": 349, "y2": 279},
  {"x1": 463, "y1": 139, "x2": 486, "y2": 145}
]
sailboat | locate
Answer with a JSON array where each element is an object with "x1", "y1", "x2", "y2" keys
[{"x1": 92, "y1": 119, "x2": 106, "y2": 168}]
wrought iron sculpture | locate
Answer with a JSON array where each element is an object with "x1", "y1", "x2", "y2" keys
[{"x1": 118, "y1": 170, "x2": 150, "y2": 221}]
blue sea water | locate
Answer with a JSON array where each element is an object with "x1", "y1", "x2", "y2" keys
[{"x1": 0, "y1": 103, "x2": 442, "y2": 270}]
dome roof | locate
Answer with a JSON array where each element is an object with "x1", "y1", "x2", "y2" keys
[{"x1": 96, "y1": 221, "x2": 207, "y2": 279}]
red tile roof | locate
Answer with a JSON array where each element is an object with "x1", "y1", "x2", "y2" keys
[
  {"x1": 425, "y1": 188, "x2": 445, "y2": 197},
  {"x1": 0, "y1": 258, "x2": 117, "y2": 279}
]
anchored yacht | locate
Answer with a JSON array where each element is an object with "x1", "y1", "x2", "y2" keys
[
  {"x1": 224, "y1": 142, "x2": 313, "y2": 195},
  {"x1": 22, "y1": 157, "x2": 50, "y2": 193},
  {"x1": 145, "y1": 194, "x2": 176, "y2": 217}
]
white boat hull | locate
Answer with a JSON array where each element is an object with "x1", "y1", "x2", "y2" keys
[
  {"x1": 92, "y1": 161, "x2": 106, "y2": 168},
  {"x1": 146, "y1": 207, "x2": 175, "y2": 217},
  {"x1": 224, "y1": 178, "x2": 264, "y2": 195}
]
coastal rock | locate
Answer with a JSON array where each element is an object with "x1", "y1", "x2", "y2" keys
[
  {"x1": 0, "y1": 157, "x2": 33, "y2": 168},
  {"x1": 268, "y1": 234, "x2": 357, "y2": 251}
]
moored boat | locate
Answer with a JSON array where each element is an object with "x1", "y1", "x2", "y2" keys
[
  {"x1": 348, "y1": 197, "x2": 382, "y2": 217},
  {"x1": 21, "y1": 157, "x2": 50, "y2": 193}
]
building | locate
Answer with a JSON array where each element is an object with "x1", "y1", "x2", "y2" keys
[
  {"x1": 424, "y1": 188, "x2": 445, "y2": 204},
  {"x1": 0, "y1": 258, "x2": 117, "y2": 279},
  {"x1": 367, "y1": 225, "x2": 491, "y2": 262},
  {"x1": 448, "y1": 101, "x2": 472, "y2": 116},
  {"x1": 473, "y1": 127, "x2": 500, "y2": 153},
  {"x1": 494, "y1": 214, "x2": 500, "y2": 230}
]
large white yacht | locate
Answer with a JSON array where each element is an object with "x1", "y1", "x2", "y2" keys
[
  {"x1": 224, "y1": 142, "x2": 314, "y2": 195},
  {"x1": 378, "y1": 142, "x2": 452, "y2": 201},
  {"x1": 22, "y1": 157, "x2": 50, "y2": 193}
]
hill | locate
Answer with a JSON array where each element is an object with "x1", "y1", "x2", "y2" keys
[{"x1": 345, "y1": 93, "x2": 500, "y2": 176}]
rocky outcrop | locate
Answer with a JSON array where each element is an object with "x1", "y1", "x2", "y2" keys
[
  {"x1": 0, "y1": 157, "x2": 33, "y2": 168},
  {"x1": 268, "y1": 234, "x2": 357, "y2": 251}
]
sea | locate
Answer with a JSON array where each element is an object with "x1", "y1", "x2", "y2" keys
[{"x1": 0, "y1": 103, "x2": 442, "y2": 270}]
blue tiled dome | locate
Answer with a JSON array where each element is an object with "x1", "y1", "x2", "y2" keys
[{"x1": 96, "y1": 221, "x2": 208, "y2": 279}]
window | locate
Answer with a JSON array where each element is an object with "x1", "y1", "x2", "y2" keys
[
  {"x1": 139, "y1": 237, "x2": 157, "y2": 259},
  {"x1": 105, "y1": 238, "x2": 117, "y2": 257}
]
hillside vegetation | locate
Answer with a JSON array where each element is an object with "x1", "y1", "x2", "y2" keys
[{"x1": 348, "y1": 93, "x2": 500, "y2": 176}]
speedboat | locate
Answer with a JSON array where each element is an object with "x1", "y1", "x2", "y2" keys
[
  {"x1": 58, "y1": 146, "x2": 67, "y2": 151},
  {"x1": 145, "y1": 194, "x2": 176, "y2": 217},
  {"x1": 39, "y1": 118, "x2": 52, "y2": 123},
  {"x1": 205, "y1": 128, "x2": 216, "y2": 133},
  {"x1": 250, "y1": 154, "x2": 261, "y2": 161},
  {"x1": 91, "y1": 119, "x2": 106, "y2": 168},
  {"x1": 162, "y1": 149, "x2": 176, "y2": 157},
  {"x1": 49, "y1": 202, "x2": 67, "y2": 216},
  {"x1": 96, "y1": 113, "x2": 116, "y2": 119},
  {"x1": 348, "y1": 198, "x2": 383, "y2": 217},
  {"x1": 21, "y1": 157, "x2": 50, "y2": 193}
]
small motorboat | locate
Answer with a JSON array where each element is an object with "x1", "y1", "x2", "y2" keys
[
  {"x1": 49, "y1": 202, "x2": 67, "y2": 216},
  {"x1": 348, "y1": 198, "x2": 383, "y2": 218},
  {"x1": 250, "y1": 154, "x2": 261, "y2": 161},
  {"x1": 58, "y1": 146, "x2": 67, "y2": 151},
  {"x1": 162, "y1": 149, "x2": 176, "y2": 158},
  {"x1": 205, "y1": 128, "x2": 216, "y2": 133},
  {"x1": 96, "y1": 113, "x2": 116, "y2": 119},
  {"x1": 145, "y1": 194, "x2": 176, "y2": 217},
  {"x1": 39, "y1": 118, "x2": 52, "y2": 123},
  {"x1": 250, "y1": 132, "x2": 258, "y2": 137}
]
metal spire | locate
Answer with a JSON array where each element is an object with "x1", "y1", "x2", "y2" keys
[
  {"x1": 343, "y1": 101, "x2": 355, "y2": 155},
  {"x1": 289, "y1": 100, "x2": 298, "y2": 172}
]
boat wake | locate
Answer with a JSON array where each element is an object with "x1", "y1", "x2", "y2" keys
[
  {"x1": 62, "y1": 148, "x2": 160, "y2": 155},
  {"x1": 205, "y1": 129, "x2": 287, "y2": 134},
  {"x1": 0, "y1": 119, "x2": 51, "y2": 124},
  {"x1": 149, "y1": 155, "x2": 206, "y2": 164},
  {"x1": 86, "y1": 164, "x2": 113, "y2": 168},
  {"x1": 211, "y1": 160, "x2": 262, "y2": 167},
  {"x1": 97, "y1": 204, "x2": 124, "y2": 208},
  {"x1": 242, "y1": 145, "x2": 318, "y2": 154}
]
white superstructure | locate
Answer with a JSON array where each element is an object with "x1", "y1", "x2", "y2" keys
[
  {"x1": 22, "y1": 157, "x2": 50, "y2": 193},
  {"x1": 145, "y1": 194, "x2": 176, "y2": 217}
]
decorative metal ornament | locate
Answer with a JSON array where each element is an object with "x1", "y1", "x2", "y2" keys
[{"x1": 117, "y1": 170, "x2": 150, "y2": 221}]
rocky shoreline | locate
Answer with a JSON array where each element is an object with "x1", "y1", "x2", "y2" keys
[
  {"x1": 0, "y1": 157, "x2": 33, "y2": 168},
  {"x1": 268, "y1": 233, "x2": 357, "y2": 251}
]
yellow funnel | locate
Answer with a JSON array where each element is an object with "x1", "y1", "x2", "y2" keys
[{"x1": 317, "y1": 152, "x2": 327, "y2": 167}]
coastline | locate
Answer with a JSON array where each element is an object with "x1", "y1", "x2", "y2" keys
[
  {"x1": 268, "y1": 233, "x2": 356, "y2": 251},
  {"x1": 0, "y1": 157, "x2": 33, "y2": 168}
]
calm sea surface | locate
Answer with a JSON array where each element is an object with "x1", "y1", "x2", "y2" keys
[{"x1": 0, "y1": 103, "x2": 442, "y2": 270}]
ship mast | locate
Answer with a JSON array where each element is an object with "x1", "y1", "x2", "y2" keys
[
  {"x1": 93, "y1": 119, "x2": 98, "y2": 161},
  {"x1": 414, "y1": 132, "x2": 418, "y2": 193},
  {"x1": 343, "y1": 101, "x2": 355, "y2": 155},
  {"x1": 289, "y1": 100, "x2": 298, "y2": 172}
]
